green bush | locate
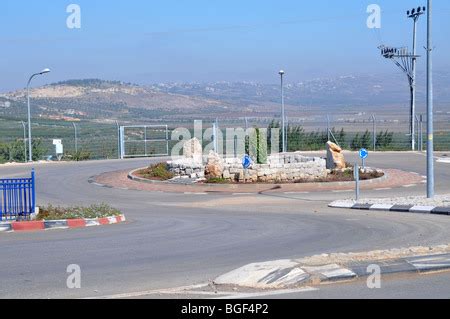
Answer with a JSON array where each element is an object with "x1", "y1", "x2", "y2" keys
[
  {"x1": 138, "y1": 163, "x2": 174, "y2": 180},
  {"x1": 37, "y1": 203, "x2": 121, "y2": 220},
  {"x1": 0, "y1": 139, "x2": 45, "y2": 163},
  {"x1": 64, "y1": 150, "x2": 92, "y2": 161}
]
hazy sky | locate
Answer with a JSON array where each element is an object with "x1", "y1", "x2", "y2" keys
[{"x1": 1, "y1": 0, "x2": 449, "y2": 92}]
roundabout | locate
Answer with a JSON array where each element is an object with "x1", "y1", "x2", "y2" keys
[{"x1": 0, "y1": 152, "x2": 449, "y2": 298}]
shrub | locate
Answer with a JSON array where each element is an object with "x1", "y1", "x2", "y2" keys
[
  {"x1": 37, "y1": 203, "x2": 121, "y2": 220},
  {"x1": 138, "y1": 163, "x2": 174, "y2": 180}
]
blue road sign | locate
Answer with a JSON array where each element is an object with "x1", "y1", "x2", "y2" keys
[
  {"x1": 359, "y1": 148, "x2": 369, "y2": 160},
  {"x1": 242, "y1": 155, "x2": 252, "y2": 169}
]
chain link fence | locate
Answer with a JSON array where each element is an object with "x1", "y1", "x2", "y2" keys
[{"x1": 0, "y1": 115, "x2": 449, "y2": 163}]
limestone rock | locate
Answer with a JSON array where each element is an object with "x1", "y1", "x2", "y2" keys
[
  {"x1": 183, "y1": 138, "x2": 203, "y2": 163},
  {"x1": 205, "y1": 151, "x2": 224, "y2": 179},
  {"x1": 326, "y1": 141, "x2": 346, "y2": 170}
]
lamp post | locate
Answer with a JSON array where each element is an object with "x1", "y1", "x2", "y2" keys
[
  {"x1": 279, "y1": 70, "x2": 286, "y2": 153},
  {"x1": 426, "y1": 0, "x2": 434, "y2": 198},
  {"x1": 27, "y1": 68, "x2": 50, "y2": 162}
]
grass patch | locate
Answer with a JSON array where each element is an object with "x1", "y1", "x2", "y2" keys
[
  {"x1": 136, "y1": 163, "x2": 174, "y2": 181},
  {"x1": 37, "y1": 204, "x2": 122, "y2": 220}
]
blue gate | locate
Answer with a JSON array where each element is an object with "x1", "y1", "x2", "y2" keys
[{"x1": 0, "y1": 170, "x2": 36, "y2": 221}]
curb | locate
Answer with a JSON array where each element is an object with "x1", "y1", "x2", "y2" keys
[
  {"x1": 214, "y1": 253, "x2": 450, "y2": 289},
  {"x1": 0, "y1": 215, "x2": 126, "y2": 233},
  {"x1": 329, "y1": 203, "x2": 450, "y2": 215}
]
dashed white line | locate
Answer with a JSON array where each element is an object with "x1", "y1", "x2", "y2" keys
[
  {"x1": 375, "y1": 188, "x2": 392, "y2": 191},
  {"x1": 402, "y1": 184, "x2": 417, "y2": 188},
  {"x1": 332, "y1": 190, "x2": 352, "y2": 193}
]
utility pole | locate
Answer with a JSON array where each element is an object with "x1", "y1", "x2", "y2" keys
[
  {"x1": 379, "y1": 6, "x2": 424, "y2": 151},
  {"x1": 426, "y1": 0, "x2": 434, "y2": 198},
  {"x1": 407, "y1": 6, "x2": 425, "y2": 151}
]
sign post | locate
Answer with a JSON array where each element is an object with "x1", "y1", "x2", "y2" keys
[
  {"x1": 359, "y1": 148, "x2": 369, "y2": 169},
  {"x1": 242, "y1": 155, "x2": 252, "y2": 184},
  {"x1": 354, "y1": 163, "x2": 360, "y2": 201}
]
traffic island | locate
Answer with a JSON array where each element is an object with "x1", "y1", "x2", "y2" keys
[
  {"x1": 213, "y1": 244, "x2": 450, "y2": 290},
  {"x1": 0, "y1": 204, "x2": 126, "y2": 233},
  {"x1": 329, "y1": 195, "x2": 450, "y2": 215}
]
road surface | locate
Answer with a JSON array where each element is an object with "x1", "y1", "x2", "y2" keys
[{"x1": 0, "y1": 152, "x2": 449, "y2": 299}]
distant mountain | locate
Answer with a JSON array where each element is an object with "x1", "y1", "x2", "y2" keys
[
  {"x1": 0, "y1": 79, "x2": 231, "y2": 122},
  {"x1": 1, "y1": 73, "x2": 449, "y2": 123}
]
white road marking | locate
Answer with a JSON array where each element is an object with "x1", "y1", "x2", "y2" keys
[
  {"x1": 232, "y1": 193, "x2": 255, "y2": 196},
  {"x1": 375, "y1": 188, "x2": 392, "y2": 191},
  {"x1": 87, "y1": 283, "x2": 210, "y2": 299},
  {"x1": 402, "y1": 184, "x2": 417, "y2": 188},
  {"x1": 332, "y1": 190, "x2": 352, "y2": 193}
]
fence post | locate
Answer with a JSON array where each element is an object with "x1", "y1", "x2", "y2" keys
[
  {"x1": 372, "y1": 115, "x2": 376, "y2": 152},
  {"x1": 73, "y1": 123, "x2": 78, "y2": 153},
  {"x1": 31, "y1": 169, "x2": 36, "y2": 216},
  {"x1": 326, "y1": 115, "x2": 330, "y2": 141}
]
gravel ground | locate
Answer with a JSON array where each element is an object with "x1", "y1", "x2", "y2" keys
[{"x1": 331, "y1": 194, "x2": 450, "y2": 207}]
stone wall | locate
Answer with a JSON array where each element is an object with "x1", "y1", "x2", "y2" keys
[
  {"x1": 167, "y1": 158, "x2": 205, "y2": 179},
  {"x1": 168, "y1": 152, "x2": 327, "y2": 183}
]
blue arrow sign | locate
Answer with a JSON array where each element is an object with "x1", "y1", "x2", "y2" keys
[
  {"x1": 359, "y1": 148, "x2": 369, "y2": 160},
  {"x1": 242, "y1": 155, "x2": 252, "y2": 169}
]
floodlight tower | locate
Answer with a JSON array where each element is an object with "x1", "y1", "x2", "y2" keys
[{"x1": 379, "y1": 6, "x2": 425, "y2": 151}]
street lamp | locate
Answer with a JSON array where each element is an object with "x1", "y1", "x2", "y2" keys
[
  {"x1": 27, "y1": 68, "x2": 50, "y2": 162},
  {"x1": 279, "y1": 70, "x2": 286, "y2": 153},
  {"x1": 426, "y1": 0, "x2": 434, "y2": 198}
]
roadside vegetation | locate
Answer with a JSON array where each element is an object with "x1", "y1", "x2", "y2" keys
[
  {"x1": 0, "y1": 139, "x2": 45, "y2": 163},
  {"x1": 136, "y1": 163, "x2": 175, "y2": 181},
  {"x1": 37, "y1": 203, "x2": 121, "y2": 220}
]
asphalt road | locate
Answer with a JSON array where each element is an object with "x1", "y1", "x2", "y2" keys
[{"x1": 0, "y1": 152, "x2": 449, "y2": 299}]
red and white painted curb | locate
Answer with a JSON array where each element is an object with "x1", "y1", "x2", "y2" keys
[{"x1": 0, "y1": 215, "x2": 126, "y2": 233}]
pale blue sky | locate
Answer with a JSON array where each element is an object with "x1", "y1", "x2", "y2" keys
[{"x1": 1, "y1": 0, "x2": 449, "y2": 91}]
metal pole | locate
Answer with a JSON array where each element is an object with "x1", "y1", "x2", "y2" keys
[
  {"x1": 280, "y1": 72, "x2": 286, "y2": 153},
  {"x1": 21, "y1": 121, "x2": 27, "y2": 162},
  {"x1": 144, "y1": 126, "x2": 147, "y2": 157},
  {"x1": 73, "y1": 123, "x2": 78, "y2": 153},
  {"x1": 354, "y1": 163, "x2": 360, "y2": 202},
  {"x1": 285, "y1": 116, "x2": 289, "y2": 151},
  {"x1": 26, "y1": 80, "x2": 33, "y2": 162},
  {"x1": 426, "y1": 0, "x2": 434, "y2": 198},
  {"x1": 411, "y1": 16, "x2": 418, "y2": 151},
  {"x1": 116, "y1": 121, "x2": 120, "y2": 159},
  {"x1": 420, "y1": 114, "x2": 424, "y2": 152},
  {"x1": 372, "y1": 115, "x2": 376, "y2": 152},
  {"x1": 327, "y1": 115, "x2": 330, "y2": 141}
]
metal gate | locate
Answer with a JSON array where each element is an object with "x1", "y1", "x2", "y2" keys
[
  {"x1": 119, "y1": 125, "x2": 169, "y2": 159},
  {"x1": 0, "y1": 170, "x2": 36, "y2": 221}
]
